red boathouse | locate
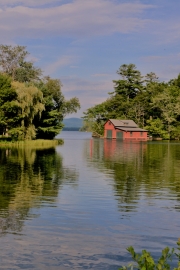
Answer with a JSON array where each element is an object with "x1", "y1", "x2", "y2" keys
[{"x1": 104, "y1": 119, "x2": 148, "y2": 141}]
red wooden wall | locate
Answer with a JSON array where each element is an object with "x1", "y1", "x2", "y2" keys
[{"x1": 104, "y1": 120, "x2": 148, "y2": 141}]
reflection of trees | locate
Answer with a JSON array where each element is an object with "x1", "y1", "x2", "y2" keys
[
  {"x1": 86, "y1": 139, "x2": 180, "y2": 212},
  {"x1": 0, "y1": 146, "x2": 78, "y2": 235}
]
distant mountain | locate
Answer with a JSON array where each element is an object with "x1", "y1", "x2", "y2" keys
[{"x1": 63, "y1": 118, "x2": 83, "y2": 131}]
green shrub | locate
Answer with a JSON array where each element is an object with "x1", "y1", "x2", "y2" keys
[{"x1": 119, "y1": 240, "x2": 180, "y2": 270}]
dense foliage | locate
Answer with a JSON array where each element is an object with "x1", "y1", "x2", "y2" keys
[
  {"x1": 83, "y1": 64, "x2": 180, "y2": 139},
  {"x1": 0, "y1": 45, "x2": 80, "y2": 140}
]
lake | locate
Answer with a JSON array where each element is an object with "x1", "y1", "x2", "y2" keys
[{"x1": 0, "y1": 131, "x2": 180, "y2": 269}]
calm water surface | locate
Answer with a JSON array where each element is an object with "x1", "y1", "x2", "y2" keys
[{"x1": 0, "y1": 131, "x2": 180, "y2": 269}]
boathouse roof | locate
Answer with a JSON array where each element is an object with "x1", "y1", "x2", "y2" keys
[
  {"x1": 109, "y1": 119, "x2": 138, "y2": 128},
  {"x1": 116, "y1": 127, "x2": 147, "y2": 132},
  {"x1": 105, "y1": 119, "x2": 147, "y2": 131}
]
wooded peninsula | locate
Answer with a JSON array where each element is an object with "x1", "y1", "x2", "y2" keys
[
  {"x1": 0, "y1": 45, "x2": 80, "y2": 141},
  {"x1": 82, "y1": 64, "x2": 180, "y2": 140}
]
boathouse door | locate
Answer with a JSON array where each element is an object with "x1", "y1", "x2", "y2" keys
[
  {"x1": 116, "y1": 131, "x2": 123, "y2": 139},
  {"x1": 107, "y1": 130, "x2": 112, "y2": 138}
]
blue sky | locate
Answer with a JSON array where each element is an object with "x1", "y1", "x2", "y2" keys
[{"x1": 0, "y1": 0, "x2": 180, "y2": 117}]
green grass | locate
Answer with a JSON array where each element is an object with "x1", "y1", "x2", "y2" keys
[{"x1": 0, "y1": 139, "x2": 64, "y2": 149}]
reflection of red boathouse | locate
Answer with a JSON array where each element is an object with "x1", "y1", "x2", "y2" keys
[
  {"x1": 104, "y1": 119, "x2": 148, "y2": 141},
  {"x1": 89, "y1": 138, "x2": 147, "y2": 163},
  {"x1": 103, "y1": 139, "x2": 147, "y2": 161}
]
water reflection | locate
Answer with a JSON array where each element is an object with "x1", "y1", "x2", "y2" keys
[
  {"x1": 87, "y1": 139, "x2": 180, "y2": 212},
  {"x1": 0, "y1": 146, "x2": 78, "y2": 236},
  {"x1": 0, "y1": 133, "x2": 180, "y2": 269}
]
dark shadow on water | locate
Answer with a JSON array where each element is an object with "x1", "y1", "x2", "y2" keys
[{"x1": 0, "y1": 146, "x2": 78, "y2": 236}]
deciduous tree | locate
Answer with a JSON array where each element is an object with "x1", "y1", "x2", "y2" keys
[
  {"x1": 0, "y1": 73, "x2": 19, "y2": 136},
  {"x1": 35, "y1": 77, "x2": 80, "y2": 139},
  {"x1": 0, "y1": 45, "x2": 42, "y2": 82}
]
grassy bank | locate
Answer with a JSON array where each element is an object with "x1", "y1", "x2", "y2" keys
[{"x1": 0, "y1": 139, "x2": 64, "y2": 149}]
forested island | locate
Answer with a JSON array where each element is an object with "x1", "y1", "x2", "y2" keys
[
  {"x1": 82, "y1": 64, "x2": 180, "y2": 140},
  {"x1": 0, "y1": 45, "x2": 80, "y2": 141}
]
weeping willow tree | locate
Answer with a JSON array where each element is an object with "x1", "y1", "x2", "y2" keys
[{"x1": 10, "y1": 81, "x2": 44, "y2": 140}]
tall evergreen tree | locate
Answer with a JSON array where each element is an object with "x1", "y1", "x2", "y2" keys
[{"x1": 113, "y1": 64, "x2": 143, "y2": 100}]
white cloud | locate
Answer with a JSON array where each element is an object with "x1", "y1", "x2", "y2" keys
[
  {"x1": 141, "y1": 53, "x2": 180, "y2": 81},
  {"x1": 61, "y1": 76, "x2": 113, "y2": 95},
  {"x1": 44, "y1": 55, "x2": 77, "y2": 74},
  {"x1": 70, "y1": 65, "x2": 79, "y2": 69},
  {"x1": 92, "y1": 73, "x2": 111, "y2": 77},
  {"x1": 60, "y1": 75, "x2": 114, "y2": 116},
  {"x1": 0, "y1": 0, "x2": 61, "y2": 7},
  {"x1": 0, "y1": 0, "x2": 154, "y2": 41},
  {"x1": 143, "y1": 54, "x2": 180, "y2": 62}
]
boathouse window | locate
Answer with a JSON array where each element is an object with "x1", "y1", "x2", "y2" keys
[
  {"x1": 130, "y1": 131, "x2": 133, "y2": 136},
  {"x1": 140, "y1": 132, "x2": 143, "y2": 136},
  {"x1": 109, "y1": 122, "x2": 111, "y2": 125}
]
